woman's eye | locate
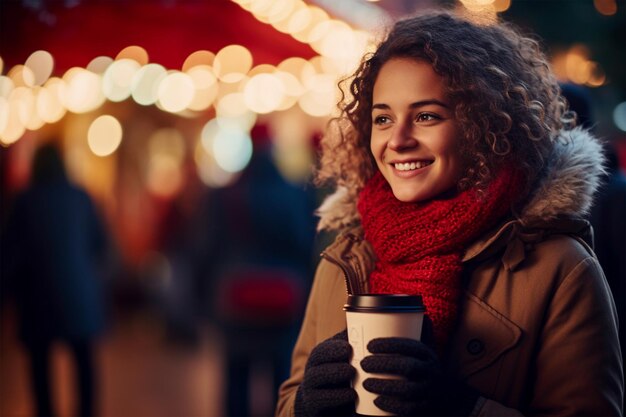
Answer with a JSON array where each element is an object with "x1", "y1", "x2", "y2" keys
[
  {"x1": 416, "y1": 113, "x2": 439, "y2": 122},
  {"x1": 373, "y1": 115, "x2": 391, "y2": 125}
]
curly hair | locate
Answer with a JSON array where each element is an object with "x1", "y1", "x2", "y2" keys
[{"x1": 315, "y1": 11, "x2": 572, "y2": 231}]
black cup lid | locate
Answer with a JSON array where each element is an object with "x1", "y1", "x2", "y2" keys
[{"x1": 343, "y1": 294, "x2": 425, "y2": 312}]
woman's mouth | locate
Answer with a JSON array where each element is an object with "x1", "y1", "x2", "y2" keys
[{"x1": 393, "y1": 160, "x2": 433, "y2": 171}]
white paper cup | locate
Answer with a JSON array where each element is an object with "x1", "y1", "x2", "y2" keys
[{"x1": 344, "y1": 294, "x2": 426, "y2": 416}]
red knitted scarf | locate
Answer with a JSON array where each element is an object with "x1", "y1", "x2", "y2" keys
[{"x1": 357, "y1": 169, "x2": 521, "y2": 350}]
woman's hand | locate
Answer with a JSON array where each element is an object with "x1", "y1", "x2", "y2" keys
[
  {"x1": 294, "y1": 330, "x2": 357, "y2": 417},
  {"x1": 361, "y1": 337, "x2": 479, "y2": 416}
]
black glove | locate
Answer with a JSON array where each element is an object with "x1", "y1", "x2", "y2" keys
[
  {"x1": 361, "y1": 337, "x2": 479, "y2": 416},
  {"x1": 294, "y1": 329, "x2": 357, "y2": 417}
]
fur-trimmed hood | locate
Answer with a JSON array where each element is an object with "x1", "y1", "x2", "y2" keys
[
  {"x1": 316, "y1": 127, "x2": 606, "y2": 231},
  {"x1": 519, "y1": 127, "x2": 605, "y2": 225}
]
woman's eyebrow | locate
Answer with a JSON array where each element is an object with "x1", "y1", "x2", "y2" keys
[{"x1": 372, "y1": 99, "x2": 450, "y2": 111}]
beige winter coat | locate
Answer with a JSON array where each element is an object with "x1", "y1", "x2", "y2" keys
[{"x1": 276, "y1": 128, "x2": 624, "y2": 416}]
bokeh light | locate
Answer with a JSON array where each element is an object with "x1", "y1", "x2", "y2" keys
[
  {"x1": 37, "y1": 78, "x2": 67, "y2": 123},
  {"x1": 88, "y1": 115, "x2": 123, "y2": 156},
  {"x1": 157, "y1": 71, "x2": 195, "y2": 112},
  {"x1": 243, "y1": 73, "x2": 285, "y2": 114},
  {"x1": 182, "y1": 50, "x2": 216, "y2": 72},
  {"x1": 116, "y1": 45, "x2": 150, "y2": 66},
  {"x1": 8, "y1": 65, "x2": 36, "y2": 88},
  {"x1": 131, "y1": 63, "x2": 167, "y2": 106},
  {"x1": 103, "y1": 58, "x2": 141, "y2": 102},
  {"x1": 594, "y1": 0, "x2": 617, "y2": 15},
  {"x1": 62, "y1": 67, "x2": 106, "y2": 113},
  {"x1": 24, "y1": 50, "x2": 54, "y2": 86},
  {"x1": 0, "y1": 76, "x2": 15, "y2": 99},
  {"x1": 186, "y1": 65, "x2": 219, "y2": 111},
  {"x1": 87, "y1": 56, "x2": 114, "y2": 74},
  {"x1": 614, "y1": 102, "x2": 626, "y2": 132},
  {"x1": 214, "y1": 45, "x2": 253, "y2": 83}
]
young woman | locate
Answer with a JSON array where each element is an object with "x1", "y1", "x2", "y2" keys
[{"x1": 276, "y1": 11, "x2": 623, "y2": 417}]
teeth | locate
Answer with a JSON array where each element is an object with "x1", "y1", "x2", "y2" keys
[{"x1": 394, "y1": 161, "x2": 432, "y2": 171}]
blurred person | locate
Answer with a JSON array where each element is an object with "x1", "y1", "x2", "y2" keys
[
  {"x1": 277, "y1": 11, "x2": 623, "y2": 417},
  {"x1": 198, "y1": 127, "x2": 317, "y2": 417},
  {"x1": 1, "y1": 142, "x2": 109, "y2": 417},
  {"x1": 590, "y1": 145, "x2": 626, "y2": 395},
  {"x1": 562, "y1": 84, "x2": 626, "y2": 399}
]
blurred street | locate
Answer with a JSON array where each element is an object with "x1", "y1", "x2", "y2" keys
[{"x1": 1, "y1": 307, "x2": 233, "y2": 417}]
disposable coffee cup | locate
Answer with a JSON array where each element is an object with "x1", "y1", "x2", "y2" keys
[{"x1": 344, "y1": 294, "x2": 426, "y2": 417}]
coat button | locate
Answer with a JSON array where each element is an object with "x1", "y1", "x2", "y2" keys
[{"x1": 467, "y1": 338, "x2": 485, "y2": 355}]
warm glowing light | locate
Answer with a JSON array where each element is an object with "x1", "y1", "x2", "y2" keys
[
  {"x1": 250, "y1": 0, "x2": 274, "y2": 18},
  {"x1": 460, "y1": 0, "x2": 495, "y2": 8},
  {"x1": 24, "y1": 50, "x2": 54, "y2": 86},
  {"x1": 149, "y1": 128, "x2": 186, "y2": 164},
  {"x1": 131, "y1": 63, "x2": 167, "y2": 106},
  {"x1": 146, "y1": 128, "x2": 186, "y2": 197},
  {"x1": 214, "y1": 93, "x2": 257, "y2": 131},
  {"x1": 613, "y1": 102, "x2": 626, "y2": 132},
  {"x1": 182, "y1": 50, "x2": 216, "y2": 72},
  {"x1": 187, "y1": 65, "x2": 219, "y2": 111},
  {"x1": 8, "y1": 65, "x2": 36, "y2": 88},
  {"x1": 116, "y1": 45, "x2": 149, "y2": 66},
  {"x1": 312, "y1": 23, "x2": 368, "y2": 75},
  {"x1": 157, "y1": 71, "x2": 195, "y2": 113},
  {"x1": 62, "y1": 67, "x2": 106, "y2": 113},
  {"x1": 586, "y1": 62, "x2": 606, "y2": 87},
  {"x1": 88, "y1": 115, "x2": 123, "y2": 156},
  {"x1": 274, "y1": 71, "x2": 303, "y2": 109},
  {"x1": 0, "y1": 100, "x2": 26, "y2": 146},
  {"x1": 0, "y1": 97, "x2": 8, "y2": 133},
  {"x1": 0, "y1": 56, "x2": 3, "y2": 74},
  {"x1": 274, "y1": 71, "x2": 304, "y2": 97},
  {"x1": 594, "y1": 0, "x2": 617, "y2": 15},
  {"x1": 286, "y1": 6, "x2": 312, "y2": 34},
  {"x1": 265, "y1": 0, "x2": 296, "y2": 24},
  {"x1": 278, "y1": 57, "x2": 314, "y2": 85},
  {"x1": 493, "y1": 0, "x2": 511, "y2": 12},
  {"x1": 37, "y1": 80, "x2": 67, "y2": 123},
  {"x1": 11, "y1": 87, "x2": 34, "y2": 126},
  {"x1": 292, "y1": 6, "x2": 329, "y2": 43},
  {"x1": 457, "y1": 0, "x2": 498, "y2": 24},
  {"x1": 13, "y1": 86, "x2": 44, "y2": 131},
  {"x1": 24, "y1": 90, "x2": 45, "y2": 131},
  {"x1": 87, "y1": 56, "x2": 114, "y2": 74},
  {"x1": 218, "y1": 112, "x2": 257, "y2": 133},
  {"x1": 103, "y1": 58, "x2": 141, "y2": 102},
  {"x1": 273, "y1": 0, "x2": 307, "y2": 33},
  {"x1": 248, "y1": 64, "x2": 276, "y2": 77},
  {"x1": 0, "y1": 76, "x2": 15, "y2": 99},
  {"x1": 214, "y1": 45, "x2": 253, "y2": 83},
  {"x1": 216, "y1": 92, "x2": 249, "y2": 118},
  {"x1": 243, "y1": 73, "x2": 285, "y2": 114},
  {"x1": 299, "y1": 73, "x2": 337, "y2": 117},
  {"x1": 201, "y1": 119, "x2": 220, "y2": 155}
]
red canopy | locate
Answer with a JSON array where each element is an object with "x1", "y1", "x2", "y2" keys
[{"x1": 1, "y1": 0, "x2": 316, "y2": 74}]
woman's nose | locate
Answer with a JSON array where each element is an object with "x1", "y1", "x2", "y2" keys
[{"x1": 387, "y1": 121, "x2": 417, "y2": 151}]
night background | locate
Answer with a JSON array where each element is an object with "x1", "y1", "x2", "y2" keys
[{"x1": 1, "y1": 1, "x2": 624, "y2": 416}]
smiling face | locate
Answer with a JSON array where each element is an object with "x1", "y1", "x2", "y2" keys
[{"x1": 370, "y1": 58, "x2": 464, "y2": 203}]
